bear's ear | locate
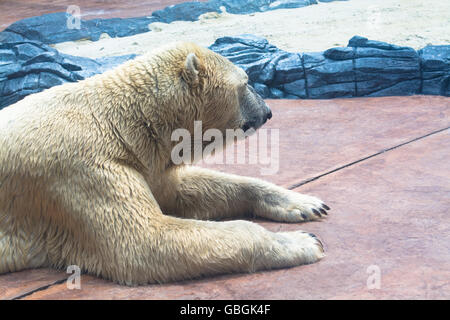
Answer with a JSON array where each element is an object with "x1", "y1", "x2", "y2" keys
[{"x1": 182, "y1": 53, "x2": 200, "y2": 86}]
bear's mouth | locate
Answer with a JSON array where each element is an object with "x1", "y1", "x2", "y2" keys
[
  {"x1": 241, "y1": 118, "x2": 268, "y2": 133},
  {"x1": 241, "y1": 123, "x2": 253, "y2": 132},
  {"x1": 241, "y1": 108, "x2": 272, "y2": 133},
  {"x1": 241, "y1": 125, "x2": 257, "y2": 136}
]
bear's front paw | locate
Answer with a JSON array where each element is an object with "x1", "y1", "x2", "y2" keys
[{"x1": 255, "y1": 188, "x2": 330, "y2": 223}]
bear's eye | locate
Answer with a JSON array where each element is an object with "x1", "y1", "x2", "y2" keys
[{"x1": 238, "y1": 83, "x2": 247, "y2": 95}]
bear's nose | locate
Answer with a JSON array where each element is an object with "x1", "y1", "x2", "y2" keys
[{"x1": 263, "y1": 109, "x2": 272, "y2": 124}]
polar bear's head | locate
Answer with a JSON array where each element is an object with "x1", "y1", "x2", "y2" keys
[{"x1": 178, "y1": 43, "x2": 272, "y2": 135}]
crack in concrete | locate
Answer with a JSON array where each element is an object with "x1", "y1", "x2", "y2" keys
[
  {"x1": 288, "y1": 125, "x2": 450, "y2": 190},
  {"x1": 12, "y1": 277, "x2": 68, "y2": 300}
]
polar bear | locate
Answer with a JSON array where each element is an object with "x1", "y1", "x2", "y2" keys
[{"x1": 0, "y1": 42, "x2": 329, "y2": 285}]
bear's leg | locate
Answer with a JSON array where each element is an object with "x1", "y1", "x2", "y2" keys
[
  {"x1": 52, "y1": 166, "x2": 324, "y2": 285},
  {"x1": 72, "y1": 215, "x2": 325, "y2": 285},
  {"x1": 160, "y1": 166, "x2": 330, "y2": 222},
  {"x1": 0, "y1": 228, "x2": 47, "y2": 274},
  {"x1": 0, "y1": 231, "x2": 24, "y2": 274}
]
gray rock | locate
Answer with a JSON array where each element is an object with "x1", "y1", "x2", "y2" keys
[
  {"x1": 4, "y1": 13, "x2": 93, "y2": 44},
  {"x1": 39, "y1": 72, "x2": 65, "y2": 89},
  {"x1": 253, "y1": 82, "x2": 270, "y2": 97},
  {"x1": 324, "y1": 47, "x2": 355, "y2": 60},
  {"x1": 211, "y1": 34, "x2": 277, "y2": 51},
  {"x1": 15, "y1": 43, "x2": 46, "y2": 60},
  {"x1": 273, "y1": 53, "x2": 304, "y2": 85},
  {"x1": 152, "y1": 1, "x2": 220, "y2": 23},
  {"x1": 353, "y1": 38, "x2": 420, "y2": 96},
  {"x1": 304, "y1": 51, "x2": 355, "y2": 97},
  {"x1": 2, "y1": 12, "x2": 155, "y2": 44},
  {"x1": 0, "y1": 63, "x2": 21, "y2": 82},
  {"x1": 419, "y1": 45, "x2": 450, "y2": 96},
  {"x1": 0, "y1": 49, "x2": 16, "y2": 65},
  {"x1": 2, "y1": 77, "x2": 25, "y2": 96},
  {"x1": 210, "y1": 34, "x2": 280, "y2": 87},
  {"x1": 0, "y1": 41, "x2": 136, "y2": 109},
  {"x1": 0, "y1": 31, "x2": 27, "y2": 43},
  {"x1": 309, "y1": 82, "x2": 355, "y2": 99},
  {"x1": 283, "y1": 79, "x2": 307, "y2": 98},
  {"x1": 348, "y1": 35, "x2": 409, "y2": 51},
  {"x1": 269, "y1": 87, "x2": 285, "y2": 99},
  {"x1": 266, "y1": 1, "x2": 317, "y2": 11},
  {"x1": 219, "y1": 0, "x2": 318, "y2": 13}
]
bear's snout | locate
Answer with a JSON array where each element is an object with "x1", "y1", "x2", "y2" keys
[
  {"x1": 242, "y1": 105, "x2": 272, "y2": 131},
  {"x1": 240, "y1": 85, "x2": 272, "y2": 131}
]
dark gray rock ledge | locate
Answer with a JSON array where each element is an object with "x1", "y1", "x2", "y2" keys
[
  {"x1": 0, "y1": 35, "x2": 448, "y2": 110},
  {"x1": 209, "y1": 35, "x2": 450, "y2": 99},
  {"x1": 0, "y1": 40, "x2": 136, "y2": 109}
]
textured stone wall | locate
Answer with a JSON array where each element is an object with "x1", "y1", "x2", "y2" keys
[
  {"x1": 0, "y1": 40, "x2": 136, "y2": 109},
  {"x1": 210, "y1": 35, "x2": 450, "y2": 99},
  {"x1": 1, "y1": 35, "x2": 449, "y2": 110}
]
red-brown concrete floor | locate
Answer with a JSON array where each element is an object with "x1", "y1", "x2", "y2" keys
[
  {"x1": 0, "y1": 95, "x2": 449, "y2": 299},
  {"x1": 0, "y1": 0, "x2": 203, "y2": 30}
]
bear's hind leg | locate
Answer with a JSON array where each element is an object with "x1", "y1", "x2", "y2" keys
[{"x1": 0, "y1": 229, "x2": 46, "y2": 274}]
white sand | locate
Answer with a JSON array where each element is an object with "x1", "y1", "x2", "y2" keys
[{"x1": 53, "y1": 0, "x2": 450, "y2": 58}]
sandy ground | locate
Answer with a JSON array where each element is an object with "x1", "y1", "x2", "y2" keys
[{"x1": 53, "y1": 0, "x2": 450, "y2": 58}]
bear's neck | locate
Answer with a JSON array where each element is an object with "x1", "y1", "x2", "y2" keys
[{"x1": 81, "y1": 58, "x2": 195, "y2": 175}]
